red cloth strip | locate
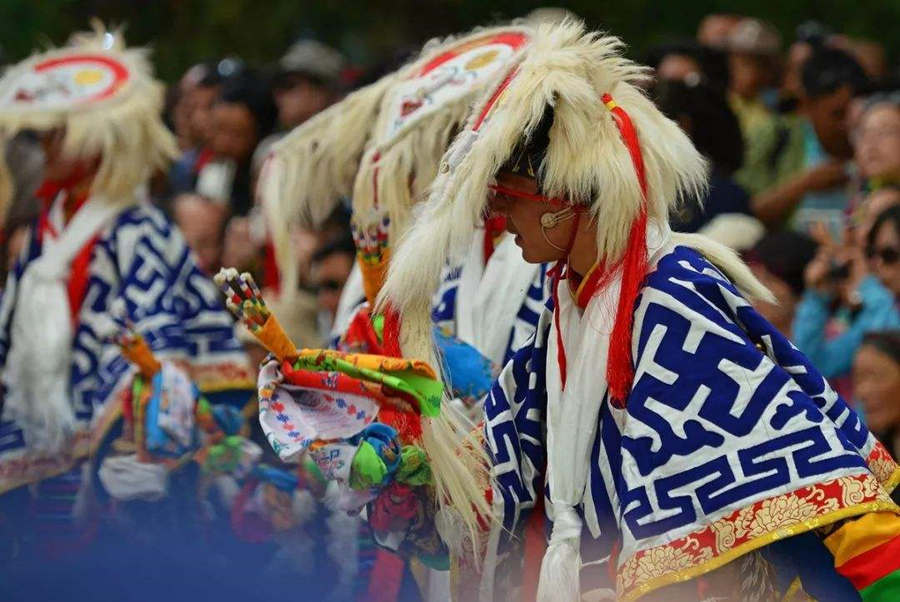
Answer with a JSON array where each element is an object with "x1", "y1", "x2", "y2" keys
[
  {"x1": 600, "y1": 93, "x2": 649, "y2": 407},
  {"x1": 521, "y1": 494, "x2": 547, "y2": 602},
  {"x1": 483, "y1": 215, "x2": 507, "y2": 262},
  {"x1": 488, "y1": 184, "x2": 567, "y2": 206},
  {"x1": 837, "y1": 533, "x2": 900, "y2": 591}
]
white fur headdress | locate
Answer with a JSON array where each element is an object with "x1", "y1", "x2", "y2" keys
[
  {"x1": 378, "y1": 22, "x2": 772, "y2": 578},
  {"x1": 260, "y1": 25, "x2": 536, "y2": 555},
  {"x1": 0, "y1": 21, "x2": 178, "y2": 220},
  {"x1": 380, "y1": 20, "x2": 771, "y2": 365},
  {"x1": 259, "y1": 25, "x2": 532, "y2": 298}
]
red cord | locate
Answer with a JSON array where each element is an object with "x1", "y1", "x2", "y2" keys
[{"x1": 601, "y1": 93, "x2": 649, "y2": 408}]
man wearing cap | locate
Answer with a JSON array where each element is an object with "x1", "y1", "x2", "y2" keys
[{"x1": 272, "y1": 39, "x2": 345, "y2": 131}]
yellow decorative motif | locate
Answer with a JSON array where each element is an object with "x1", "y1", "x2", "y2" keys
[
  {"x1": 74, "y1": 68, "x2": 104, "y2": 85},
  {"x1": 465, "y1": 50, "x2": 499, "y2": 71}
]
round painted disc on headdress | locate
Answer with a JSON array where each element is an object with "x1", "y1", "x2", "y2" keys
[
  {"x1": 0, "y1": 23, "x2": 177, "y2": 222},
  {"x1": 0, "y1": 53, "x2": 130, "y2": 112},
  {"x1": 376, "y1": 31, "x2": 529, "y2": 148}
]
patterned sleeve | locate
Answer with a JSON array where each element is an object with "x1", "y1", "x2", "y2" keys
[
  {"x1": 483, "y1": 302, "x2": 551, "y2": 537},
  {"x1": 107, "y1": 205, "x2": 249, "y2": 388}
]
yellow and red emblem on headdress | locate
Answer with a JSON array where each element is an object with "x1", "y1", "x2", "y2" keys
[{"x1": 0, "y1": 21, "x2": 177, "y2": 221}]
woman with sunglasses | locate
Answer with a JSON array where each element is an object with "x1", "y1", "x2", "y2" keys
[
  {"x1": 793, "y1": 205, "x2": 900, "y2": 387},
  {"x1": 867, "y1": 205, "x2": 900, "y2": 301}
]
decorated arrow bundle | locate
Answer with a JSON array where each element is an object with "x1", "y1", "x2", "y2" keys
[{"x1": 215, "y1": 268, "x2": 442, "y2": 466}]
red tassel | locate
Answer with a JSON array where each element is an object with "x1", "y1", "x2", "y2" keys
[
  {"x1": 548, "y1": 262, "x2": 567, "y2": 389},
  {"x1": 378, "y1": 405, "x2": 423, "y2": 442},
  {"x1": 381, "y1": 304, "x2": 403, "y2": 358},
  {"x1": 601, "y1": 93, "x2": 649, "y2": 408},
  {"x1": 483, "y1": 215, "x2": 507, "y2": 262}
]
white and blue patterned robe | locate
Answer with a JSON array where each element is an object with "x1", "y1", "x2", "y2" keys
[
  {"x1": 483, "y1": 245, "x2": 898, "y2": 600},
  {"x1": 0, "y1": 202, "x2": 251, "y2": 493},
  {"x1": 432, "y1": 232, "x2": 548, "y2": 369}
]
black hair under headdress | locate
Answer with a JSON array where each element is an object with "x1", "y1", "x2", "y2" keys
[{"x1": 498, "y1": 105, "x2": 555, "y2": 191}]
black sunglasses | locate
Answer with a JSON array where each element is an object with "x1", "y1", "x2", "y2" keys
[{"x1": 867, "y1": 246, "x2": 900, "y2": 265}]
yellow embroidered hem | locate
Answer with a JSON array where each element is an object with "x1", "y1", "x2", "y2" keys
[{"x1": 617, "y1": 472, "x2": 899, "y2": 601}]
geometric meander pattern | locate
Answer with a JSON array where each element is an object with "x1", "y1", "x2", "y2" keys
[
  {"x1": 432, "y1": 259, "x2": 548, "y2": 366},
  {"x1": 483, "y1": 245, "x2": 890, "y2": 591},
  {"x1": 0, "y1": 203, "x2": 246, "y2": 456}
]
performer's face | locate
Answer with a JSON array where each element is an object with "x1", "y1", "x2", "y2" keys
[
  {"x1": 39, "y1": 128, "x2": 98, "y2": 183},
  {"x1": 489, "y1": 171, "x2": 574, "y2": 263}
]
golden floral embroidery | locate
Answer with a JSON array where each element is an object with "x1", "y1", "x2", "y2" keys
[
  {"x1": 617, "y1": 473, "x2": 897, "y2": 601},
  {"x1": 866, "y1": 442, "x2": 900, "y2": 487}
]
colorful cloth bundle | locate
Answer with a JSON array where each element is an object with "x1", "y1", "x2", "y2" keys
[
  {"x1": 216, "y1": 267, "x2": 443, "y2": 460},
  {"x1": 826, "y1": 511, "x2": 900, "y2": 600}
]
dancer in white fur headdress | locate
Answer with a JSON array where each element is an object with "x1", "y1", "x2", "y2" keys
[
  {"x1": 370, "y1": 20, "x2": 900, "y2": 601},
  {"x1": 258, "y1": 24, "x2": 551, "y2": 545},
  {"x1": 0, "y1": 22, "x2": 252, "y2": 506},
  {"x1": 261, "y1": 25, "x2": 544, "y2": 361}
]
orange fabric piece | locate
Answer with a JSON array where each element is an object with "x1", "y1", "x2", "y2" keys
[
  {"x1": 358, "y1": 251, "x2": 390, "y2": 308},
  {"x1": 256, "y1": 314, "x2": 297, "y2": 361},
  {"x1": 835, "y1": 534, "x2": 900, "y2": 590},
  {"x1": 824, "y1": 511, "x2": 900, "y2": 567}
]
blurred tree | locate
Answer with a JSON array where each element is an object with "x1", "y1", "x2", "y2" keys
[{"x1": 0, "y1": 0, "x2": 899, "y2": 82}]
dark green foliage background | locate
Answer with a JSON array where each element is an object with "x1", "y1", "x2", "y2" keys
[{"x1": 1, "y1": 0, "x2": 898, "y2": 81}]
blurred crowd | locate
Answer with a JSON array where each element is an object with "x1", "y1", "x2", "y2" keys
[
  {"x1": 4, "y1": 14, "x2": 900, "y2": 462},
  {"x1": 650, "y1": 15, "x2": 900, "y2": 461}
]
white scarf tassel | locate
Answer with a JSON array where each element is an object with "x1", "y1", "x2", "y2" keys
[
  {"x1": 1, "y1": 196, "x2": 120, "y2": 453},
  {"x1": 537, "y1": 505, "x2": 583, "y2": 602}
]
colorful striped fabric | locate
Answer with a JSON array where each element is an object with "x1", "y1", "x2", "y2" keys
[{"x1": 825, "y1": 511, "x2": 900, "y2": 600}]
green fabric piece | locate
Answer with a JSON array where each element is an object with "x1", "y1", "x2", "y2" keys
[
  {"x1": 204, "y1": 435, "x2": 243, "y2": 473},
  {"x1": 350, "y1": 440, "x2": 387, "y2": 490},
  {"x1": 132, "y1": 376, "x2": 144, "y2": 403},
  {"x1": 372, "y1": 313, "x2": 385, "y2": 341},
  {"x1": 301, "y1": 454, "x2": 327, "y2": 489},
  {"x1": 418, "y1": 552, "x2": 450, "y2": 571},
  {"x1": 292, "y1": 354, "x2": 442, "y2": 417},
  {"x1": 196, "y1": 396, "x2": 211, "y2": 418},
  {"x1": 734, "y1": 112, "x2": 806, "y2": 196},
  {"x1": 396, "y1": 445, "x2": 432, "y2": 486},
  {"x1": 861, "y1": 570, "x2": 900, "y2": 601}
]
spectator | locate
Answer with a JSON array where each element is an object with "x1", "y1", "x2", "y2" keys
[
  {"x1": 853, "y1": 331, "x2": 900, "y2": 459},
  {"x1": 271, "y1": 39, "x2": 344, "y2": 131},
  {"x1": 854, "y1": 186, "x2": 900, "y2": 247},
  {"x1": 696, "y1": 13, "x2": 742, "y2": 49},
  {"x1": 867, "y1": 205, "x2": 900, "y2": 300},
  {"x1": 172, "y1": 62, "x2": 218, "y2": 151},
  {"x1": 750, "y1": 48, "x2": 869, "y2": 232},
  {"x1": 653, "y1": 78, "x2": 749, "y2": 231},
  {"x1": 646, "y1": 40, "x2": 729, "y2": 94},
  {"x1": 779, "y1": 21, "x2": 832, "y2": 112},
  {"x1": 168, "y1": 61, "x2": 225, "y2": 196},
  {"x1": 172, "y1": 193, "x2": 229, "y2": 275},
  {"x1": 309, "y1": 233, "x2": 356, "y2": 338},
  {"x1": 745, "y1": 230, "x2": 818, "y2": 337},
  {"x1": 792, "y1": 206, "x2": 900, "y2": 387},
  {"x1": 854, "y1": 92, "x2": 900, "y2": 184},
  {"x1": 198, "y1": 69, "x2": 277, "y2": 216},
  {"x1": 723, "y1": 18, "x2": 782, "y2": 135}
]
